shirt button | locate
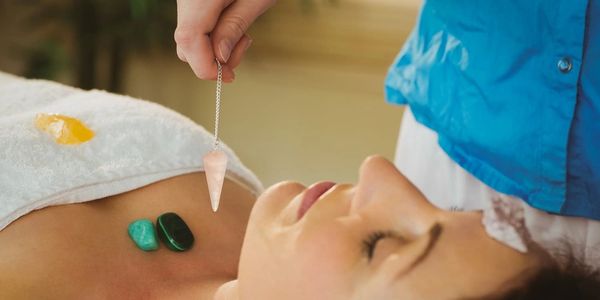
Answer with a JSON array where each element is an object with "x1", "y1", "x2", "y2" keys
[{"x1": 557, "y1": 57, "x2": 573, "y2": 73}]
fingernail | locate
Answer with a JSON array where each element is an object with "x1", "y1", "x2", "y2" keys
[{"x1": 219, "y1": 40, "x2": 232, "y2": 62}]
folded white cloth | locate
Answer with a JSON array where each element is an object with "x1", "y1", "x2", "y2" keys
[
  {"x1": 0, "y1": 71, "x2": 263, "y2": 231},
  {"x1": 395, "y1": 107, "x2": 600, "y2": 269}
]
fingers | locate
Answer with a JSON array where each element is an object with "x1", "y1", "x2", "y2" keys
[
  {"x1": 213, "y1": 34, "x2": 252, "y2": 82},
  {"x1": 227, "y1": 34, "x2": 253, "y2": 70},
  {"x1": 175, "y1": 0, "x2": 273, "y2": 81},
  {"x1": 175, "y1": 0, "x2": 235, "y2": 80},
  {"x1": 211, "y1": 0, "x2": 275, "y2": 63},
  {"x1": 175, "y1": 32, "x2": 236, "y2": 82}
]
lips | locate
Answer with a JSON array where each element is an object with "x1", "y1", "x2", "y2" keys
[{"x1": 297, "y1": 181, "x2": 336, "y2": 220}]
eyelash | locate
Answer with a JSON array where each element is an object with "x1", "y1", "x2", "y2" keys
[{"x1": 362, "y1": 230, "x2": 397, "y2": 261}]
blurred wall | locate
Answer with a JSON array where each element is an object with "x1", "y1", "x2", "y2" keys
[{"x1": 0, "y1": 0, "x2": 422, "y2": 186}]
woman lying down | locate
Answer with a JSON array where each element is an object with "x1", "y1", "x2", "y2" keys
[{"x1": 0, "y1": 71, "x2": 599, "y2": 300}]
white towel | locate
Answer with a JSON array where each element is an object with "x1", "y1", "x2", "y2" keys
[{"x1": 0, "y1": 71, "x2": 263, "y2": 231}]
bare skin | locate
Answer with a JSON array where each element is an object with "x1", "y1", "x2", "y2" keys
[
  {"x1": 216, "y1": 156, "x2": 542, "y2": 299},
  {"x1": 0, "y1": 157, "x2": 543, "y2": 299},
  {"x1": 0, "y1": 172, "x2": 255, "y2": 299}
]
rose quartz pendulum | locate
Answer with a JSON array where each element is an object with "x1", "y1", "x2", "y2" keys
[{"x1": 203, "y1": 60, "x2": 228, "y2": 212}]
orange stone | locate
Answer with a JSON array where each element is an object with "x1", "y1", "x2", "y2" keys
[{"x1": 35, "y1": 113, "x2": 94, "y2": 145}]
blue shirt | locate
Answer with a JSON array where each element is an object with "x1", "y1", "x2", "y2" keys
[{"x1": 385, "y1": 0, "x2": 600, "y2": 220}]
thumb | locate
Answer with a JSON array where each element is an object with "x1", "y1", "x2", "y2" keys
[{"x1": 212, "y1": 0, "x2": 275, "y2": 62}]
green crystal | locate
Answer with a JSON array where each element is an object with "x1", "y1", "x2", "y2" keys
[
  {"x1": 157, "y1": 212, "x2": 194, "y2": 252},
  {"x1": 128, "y1": 219, "x2": 159, "y2": 251}
]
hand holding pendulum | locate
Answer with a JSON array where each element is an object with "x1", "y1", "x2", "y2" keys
[{"x1": 203, "y1": 60, "x2": 228, "y2": 212}]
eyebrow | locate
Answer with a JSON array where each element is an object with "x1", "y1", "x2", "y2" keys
[{"x1": 397, "y1": 223, "x2": 443, "y2": 277}]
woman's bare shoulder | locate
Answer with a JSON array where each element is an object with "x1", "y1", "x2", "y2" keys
[{"x1": 0, "y1": 172, "x2": 256, "y2": 298}]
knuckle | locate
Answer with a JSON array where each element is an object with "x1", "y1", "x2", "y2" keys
[
  {"x1": 221, "y1": 14, "x2": 250, "y2": 36},
  {"x1": 174, "y1": 27, "x2": 196, "y2": 45}
]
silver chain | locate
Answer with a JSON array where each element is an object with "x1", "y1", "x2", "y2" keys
[{"x1": 213, "y1": 60, "x2": 223, "y2": 150}]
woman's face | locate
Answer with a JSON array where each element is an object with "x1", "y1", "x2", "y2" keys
[{"x1": 216, "y1": 156, "x2": 539, "y2": 300}]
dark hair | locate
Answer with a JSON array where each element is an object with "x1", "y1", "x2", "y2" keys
[{"x1": 495, "y1": 254, "x2": 600, "y2": 300}]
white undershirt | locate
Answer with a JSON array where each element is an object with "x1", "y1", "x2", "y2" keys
[{"x1": 394, "y1": 107, "x2": 600, "y2": 268}]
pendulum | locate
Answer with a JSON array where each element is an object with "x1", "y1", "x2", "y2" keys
[{"x1": 203, "y1": 60, "x2": 228, "y2": 212}]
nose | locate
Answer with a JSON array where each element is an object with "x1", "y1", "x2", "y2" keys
[{"x1": 351, "y1": 155, "x2": 438, "y2": 217}]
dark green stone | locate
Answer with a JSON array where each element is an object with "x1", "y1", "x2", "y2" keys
[{"x1": 157, "y1": 212, "x2": 194, "y2": 251}]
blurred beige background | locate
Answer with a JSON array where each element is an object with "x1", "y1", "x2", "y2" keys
[{"x1": 0, "y1": 0, "x2": 421, "y2": 186}]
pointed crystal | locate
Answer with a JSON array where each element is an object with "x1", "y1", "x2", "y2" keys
[{"x1": 203, "y1": 150, "x2": 228, "y2": 212}]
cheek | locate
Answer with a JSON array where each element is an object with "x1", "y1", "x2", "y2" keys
[
  {"x1": 240, "y1": 226, "x2": 360, "y2": 299},
  {"x1": 294, "y1": 226, "x2": 362, "y2": 295}
]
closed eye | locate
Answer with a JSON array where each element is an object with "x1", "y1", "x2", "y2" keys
[{"x1": 362, "y1": 230, "x2": 403, "y2": 261}]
